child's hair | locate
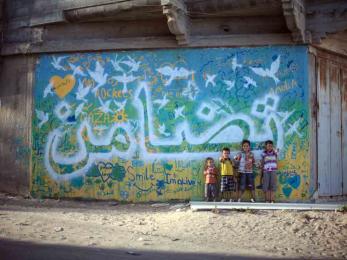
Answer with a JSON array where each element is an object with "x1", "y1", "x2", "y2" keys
[
  {"x1": 222, "y1": 147, "x2": 230, "y2": 152},
  {"x1": 242, "y1": 139, "x2": 250, "y2": 146},
  {"x1": 265, "y1": 140, "x2": 273, "y2": 145},
  {"x1": 204, "y1": 157, "x2": 214, "y2": 170}
]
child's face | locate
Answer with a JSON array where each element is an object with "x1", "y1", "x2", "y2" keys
[
  {"x1": 222, "y1": 150, "x2": 230, "y2": 159},
  {"x1": 266, "y1": 143, "x2": 273, "y2": 151},
  {"x1": 207, "y1": 160, "x2": 214, "y2": 167},
  {"x1": 242, "y1": 143, "x2": 250, "y2": 152}
]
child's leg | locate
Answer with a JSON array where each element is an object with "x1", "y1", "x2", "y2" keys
[
  {"x1": 251, "y1": 189, "x2": 256, "y2": 200},
  {"x1": 208, "y1": 184, "x2": 213, "y2": 201},
  {"x1": 270, "y1": 171, "x2": 277, "y2": 202},
  {"x1": 269, "y1": 191, "x2": 274, "y2": 202},
  {"x1": 238, "y1": 190, "x2": 244, "y2": 200},
  {"x1": 211, "y1": 183, "x2": 217, "y2": 201},
  {"x1": 263, "y1": 172, "x2": 270, "y2": 202},
  {"x1": 248, "y1": 173, "x2": 256, "y2": 201},
  {"x1": 227, "y1": 176, "x2": 234, "y2": 200},
  {"x1": 236, "y1": 176, "x2": 239, "y2": 200},
  {"x1": 238, "y1": 173, "x2": 246, "y2": 200},
  {"x1": 205, "y1": 184, "x2": 208, "y2": 201},
  {"x1": 220, "y1": 177, "x2": 225, "y2": 200}
]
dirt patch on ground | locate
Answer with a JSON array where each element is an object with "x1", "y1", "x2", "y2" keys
[{"x1": 0, "y1": 194, "x2": 346, "y2": 259}]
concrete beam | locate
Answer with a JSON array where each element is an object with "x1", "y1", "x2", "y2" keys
[
  {"x1": 64, "y1": 0, "x2": 162, "y2": 22},
  {"x1": 281, "y1": 0, "x2": 309, "y2": 43},
  {"x1": 161, "y1": 0, "x2": 190, "y2": 45},
  {"x1": 186, "y1": 0, "x2": 283, "y2": 17},
  {"x1": 1, "y1": 34, "x2": 292, "y2": 55},
  {"x1": 190, "y1": 201, "x2": 345, "y2": 211}
]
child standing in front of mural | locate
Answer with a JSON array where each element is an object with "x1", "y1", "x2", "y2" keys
[
  {"x1": 204, "y1": 157, "x2": 218, "y2": 202},
  {"x1": 234, "y1": 140, "x2": 256, "y2": 202},
  {"x1": 220, "y1": 147, "x2": 236, "y2": 202},
  {"x1": 261, "y1": 140, "x2": 279, "y2": 203}
]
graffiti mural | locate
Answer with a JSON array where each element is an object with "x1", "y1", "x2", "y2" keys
[{"x1": 32, "y1": 46, "x2": 310, "y2": 201}]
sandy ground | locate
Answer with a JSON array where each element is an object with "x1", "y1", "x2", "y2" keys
[{"x1": 0, "y1": 194, "x2": 346, "y2": 259}]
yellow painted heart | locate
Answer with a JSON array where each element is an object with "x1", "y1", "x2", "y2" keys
[{"x1": 51, "y1": 75, "x2": 75, "y2": 98}]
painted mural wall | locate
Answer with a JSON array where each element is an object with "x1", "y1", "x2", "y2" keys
[{"x1": 32, "y1": 46, "x2": 310, "y2": 202}]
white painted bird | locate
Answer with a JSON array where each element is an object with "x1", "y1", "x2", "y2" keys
[
  {"x1": 69, "y1": 63, "x2": 86, "y2": 77},
  {"x1": 88, "y1": 61, "x2": 108, "y2": 95},
  {"x1": 250, "y1": 55, "x2": 281, "y2": 84},
  {"x1": 43, "y1": 82, "x2": 54, "y2": 98},
  {"x1": 113, "y1": 99, "x2": 127, "y2": 112},
  {"x1": 232, "y1": 57, "x2": 242, "y2": 71},
  {"x1": 205, "y1": 74, "x2": 217, "y2": 88},
  {"x1": 97, "y1": 97, "x2": 113, "y2": 114},
  {"x1": 76, "y1": 79, "x2": 91, "y2": 102},
  {"x1": 182, "y1": 80, "x2": 199, "y2": 101},
  {"x1": 223, "y1": 80, "x2": 235, "y2": 90},
  {"x1": 174, "y1": 106, "x2": 185, "y2": 119},
  {"x1": 285, "y1": 119, "x2": 302, "y2": 138},
  {"x1": 35, "y1": 109, "x2": 49, "y2": 128},
  {"x1": 156, "y1": 66, "x2": 194, "y2": 86},
  {"x1": 243, "y1": 76, "x2": 257, "y2": 89},
  {"x1": 153, "y1": 94, "x2": 169, "y2": 111},
  {"x1": 212, "y1": 98, "x2": 233, "y2": 114},
  {"x1": 276, "y1": 110, "x2": 294, "y2": 124},
  {"x1": 111, "y1": 73, "x2": 138, "y2": 92},
  {"x1": 121, "y1": 56, "x2": 141, "y2": 73},
  {"x1": 75, "y1": 103, "x2": 85, "y2": 118},
  {"x1": 51, "y1": 56, "x2": 67, "y2": 71},
  {"x1": 158, "y1": 123, "x2": 170, "y2": 137},
  {"x1": 110, "y1": 55, "x2": 124, "y2": 72}
]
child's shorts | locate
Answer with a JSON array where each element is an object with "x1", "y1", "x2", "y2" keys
[
  {"x1": 239, "y1": 172, "x2": 255, "y2": 191},
  {"x1": 220, "y1": 176, "x2": 236, "y2": 192},
  {"x1": 205, "y1": 183, "x2": 217, "y2": 199},
  {"x1": 263, "y1": 171, "x2": 277, "y2": 192}
]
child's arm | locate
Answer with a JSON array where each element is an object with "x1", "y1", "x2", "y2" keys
[
  {"x1": 259, "y1": 156, "x2": 264, "y2": 180},
  {"x1": 251, "y1": 153, "x2": 256, "y2": 165},
  {"x1": 275, "y1": 148, "x2": 280, "y2": 157},
  {"x1": 234, "y1": 152, "x2": 241, "y2": 161},
  {"x1": 213, "y1": 167, "x2": 218, "y2": 176}
]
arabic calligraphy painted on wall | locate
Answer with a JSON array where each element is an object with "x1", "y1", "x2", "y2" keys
[{"x1": 32, "y1": 46, "x2": 310, "y2": 201}]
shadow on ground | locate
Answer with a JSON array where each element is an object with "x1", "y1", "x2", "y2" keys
[
  {"x1": 0, "y1": 238, "x2": 286, "y2": 260},
  {"x1": 0, "y1": 195, "x2": 178, "y2": 213}
]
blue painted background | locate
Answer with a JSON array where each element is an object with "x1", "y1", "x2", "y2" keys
[{"x1": 32, "y1": 46, "x2": 310, "y2": 201}]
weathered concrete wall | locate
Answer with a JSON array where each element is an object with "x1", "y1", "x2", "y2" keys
[
  {"x1": 32, "y1": 46, "x2": 310, "y2": 202},
  {"x1": 1, "y1": 0, "x2": 346, "y2": 200},
  {"x1": 0, "y1": 55, "x2": 34, "y2": 195}
]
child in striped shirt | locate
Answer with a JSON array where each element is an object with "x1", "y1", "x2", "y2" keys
[{"x1": 261, "y1": 140, "x2": 279, "y2": 203}]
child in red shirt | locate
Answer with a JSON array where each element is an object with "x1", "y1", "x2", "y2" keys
[{"x1": 204, "y1": 157, "x2": 218, "y2": 201}]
